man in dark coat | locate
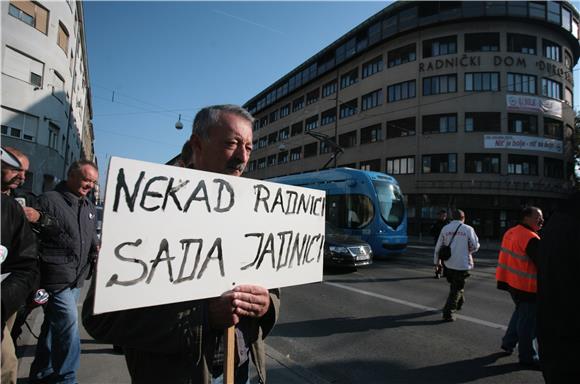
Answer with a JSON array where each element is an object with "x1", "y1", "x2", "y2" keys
[
  {"x1": 537, "y1": 191, "x2": 580, "y2": 382},
  {"x1": 28, "y1": 160, "x2": 99, "y2": 384},
  {"x1": 1, "y1": 148, "x2": 39, "y2": 384}
]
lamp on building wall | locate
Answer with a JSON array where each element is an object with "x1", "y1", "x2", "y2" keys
[
  {"x1": 175, "y1": 114, "x2": 183, "y2": 130},
  {"x1": 278, "y1": 144, "x2": 287, "y2": 152}
]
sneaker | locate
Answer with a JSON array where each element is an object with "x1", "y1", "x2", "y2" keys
[{"x1": 442, "y1": 314, "x2": 455, "y2": 322}]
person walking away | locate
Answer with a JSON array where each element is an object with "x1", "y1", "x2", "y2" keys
[
  {"x1": 434, "y1": 209, "x2": 480, "y2": 321},
  {"x1": 496, "y1": 206, "x2": 543, "y2": 369}
]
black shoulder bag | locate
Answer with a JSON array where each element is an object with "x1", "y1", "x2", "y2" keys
[{"x1": 438, "y1": 224, "x2": 462, "y2": 261}]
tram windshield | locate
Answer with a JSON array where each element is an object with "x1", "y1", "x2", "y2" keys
[{"x1": 372, "y1": 181, "x2": 405, "y2": 229}]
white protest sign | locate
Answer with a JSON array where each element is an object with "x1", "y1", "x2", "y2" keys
[{"x1": 93, "y1": 157, "x2": 325, "y2": 314}]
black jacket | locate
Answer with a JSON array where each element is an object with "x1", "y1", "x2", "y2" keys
[
  {"x1": 36, "y1": 181, "x2": 98, "y2": 291},
  {"x1": 1, "y1": 194, "x2": 39, "y2": 331}
]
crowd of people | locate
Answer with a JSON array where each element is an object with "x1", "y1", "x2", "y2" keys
[
  {"x1": 1, "y1": 103, "x2": 578, "y2": 384},
  {"x1": 432, "y1": 195, "x2": 580, "y2": 382}
]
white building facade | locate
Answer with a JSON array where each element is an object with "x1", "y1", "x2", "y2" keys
[{"x1": 1, "y1": 0, "x2": 94, "y2": 195}]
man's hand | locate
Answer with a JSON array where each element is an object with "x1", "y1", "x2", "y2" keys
[
  {"x1": 207, "y1": 285, "x2": 271, "y2": 329},
  {"x1": 208, "y1": 291, "x2": 238, "y2": 329},
  {"x1": 23, "y1": 207, "x2": 40, "y2": 223},
  {"x1": 232, "y1": 285, "x2": 270, "y2": 318}
]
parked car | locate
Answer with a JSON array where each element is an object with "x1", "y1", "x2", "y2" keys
[{"x1": 324, "y1": 222, "x2": 373, "y2": 269}]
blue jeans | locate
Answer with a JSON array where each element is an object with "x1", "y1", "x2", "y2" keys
[
  {"x1": 502, "y1": 293, "x2": 538, "y2": 364},
  {"x1": 211, "y1": 360, "x2": 250, "y2": 384},
  {"x1": 29, "y1": 288, "x2": 81, "y2": 384}
]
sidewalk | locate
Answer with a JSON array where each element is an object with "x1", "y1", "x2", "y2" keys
[{"x1": 16, "y1": 304, "x2": 329, "y2": 384}]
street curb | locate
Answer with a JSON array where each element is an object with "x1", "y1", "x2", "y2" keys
[{"x1": 266, "y1": 345, "x2": 332, "y2": 384}]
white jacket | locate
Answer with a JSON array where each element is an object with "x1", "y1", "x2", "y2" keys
[{"x1": 433, "y1": 220, "x2": 480, "y2": 270}]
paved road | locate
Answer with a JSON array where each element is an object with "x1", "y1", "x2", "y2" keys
[
  {"x1": 15, "y1": 245, "x2": 543, "y2": 383},
  {"x1": 267, "y1": 245, "x2": 543, "y2": 384}
]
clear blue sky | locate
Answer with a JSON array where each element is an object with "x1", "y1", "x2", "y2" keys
[{"x1": 84, "y1": 1, "x2": 388, "y2": 184}]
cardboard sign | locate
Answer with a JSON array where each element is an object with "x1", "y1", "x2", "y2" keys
[{"x1": 93, "y1": 157, "x2": 325, "y2": 314}]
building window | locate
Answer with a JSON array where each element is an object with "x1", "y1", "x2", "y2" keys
[
  {"x1": 290, "y1": 122, "x2": 303, "y2": 137},
  {"x1": 1, "y1": 107, "x2": 38, "y2": 142},
  {"x1": 422, "y1": 154, "x2": 457, "y2": 173},
  {"x1": 564, "y1": 50, "x2": 573, "y2": 70},
  {"x1": 259, "y1": 116, "x2": 268, "y2": 129},
  {"x1": 422, "y1": 114, "x2": 457, "y2": 134},
  {"x1": 543, "y1": 39, "x2": 561, "y2": 62},
  {"x1": 305, "y1": 115, "x2": 318, "y2": 131},
  {"x1": 267, "y1": 155, "x2": 277, "y2": 167},
  {"x1": 547, "y1": 1, "x2": 561, "y2": 24},
  {"x1": 292, "y1": 96, "x2": 304, "y2": 112},
  {"x1": 387, "y1": 117, "x2": 415, "y2": 138},
  {"x1": 3, "y1": 46, "x2": 44, "y2": 87},
  {"x1": 387, "y1": 80, "x2": 416, "y2": 102},
  {"x1": 258, "y1": 137, "x2": 267, "y2": 149},
  {"x1": 320, "y1": 108, "x2": 336, "y2": 126},
  {"x1": 387, "y1": 156, "x2": 415, "y2": 175},
  {"x1": 508, "y1": 155, "x2": 538, "y2": 175},
  {"x1": 507, "y1": 33, "x2": 536, "y2": 54},
  {"x1": 362, "y1": 56, "x2": 383, "y2": 78},
  {"x1": 360, "y1": 159, "x2": 381, "y2": 172},
  {"x1": 465, "y1": 153, "x2": 500, "y2": 174},
  {"x1": 529, "y1": 1, "x2": 546, "y2": 20},
  {"x1": 507, "y1": 73, "x2": 536, "y2": 94},
  {"x1": 465, "y1": 112, "x2": 501, "y2": 132},
  {"x1": 544, "y1": 157, "x2": 564, "y2": 179},
  {"x1": 280, "y1": 104, "x2": 290, "y2": 118},
  {"x1": 423, "y1": 35, "x2": 457, "y2": 58},
  {"x1": 48, "y1": 122, "x2": 59, "y2": 150},
  {"x1": 340, "y1": 68, "x2": 358, "y2": 89},
  {"x1": 267, "y1": 132, "x2": 278, "y2": 145},
  {"x1": 508, "y1": 113, "x2": 538, "y2": 134},
  {"x1": 542, "y1": 78, "x2": 562, "y2": 100},
  {"x1": 423, "y1": 74, "x2": 457, "y2": 96},
  {"x1": 339, "y1": 130, "x2": 357, "y2": 148},
  {"x1": 52, "y1": 71, "x2": 65, "y2": 103},
  {"x1": 257, "y1": 158, "x2": 266, "y2": 169},
  {"x1": 248, "y1": 161, "x2": 256, "y2": 172},
  {"x1": 565, "y1": 87, "x2": 573, "y2": 106},
  {"x1": 252, "y1": 121, "x2": 260, "y2": 132},
  {"x1": 361, "y1": 89, "x2": 383, "y2": 111},
  {"x1": 360, "y1": 124, "x2": 382, "y2": 144},
  {"x1": 465, "y1": 72, "x2": 499, "y2": 91},
  {"x1": 8, "y1": 1, "x2": 48, "y2": 34},
  {"x1": 306, "y1": 89, "x2": 319, "y2": 105},
  {"x1": 278, "y1": 151, "x2": 288, "y2": 164},
  {"x1": 290, "y1": 147, "x2": 302, "y2": 161},
  {"x1": 269, "y1": 110, "x2": 279, "y2": 123},
  {"x1": 304, "y1": 142, "x2": 318, "y2": 158},
  {"x1": 544, "y1": 118, "x2": 563, "y2": 139},
  {"x1": 465, "y1": 33, "x2": 500, "y2": 52},
  {"x1": 57, "y1": 22, "x2": 69, "y2": 54},
  {"x1": 279, "y1": 127, "x2": 289, "y2": 140},
  {"x1": 322, "y1": 80, "x2": 337, "y2": 98},
  {"x1": 387, "y1": 43, "x2": 416, "y2": 68},
  {"x1": 339, "y1": 99, "x2": 357, "y2": 119}
]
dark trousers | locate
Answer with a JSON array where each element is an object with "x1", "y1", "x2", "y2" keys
[{"x1": 443, "y1": 267, "x2": 470, "y2": 316}]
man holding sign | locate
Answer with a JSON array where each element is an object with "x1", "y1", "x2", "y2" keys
[{"x1": 83, "y1": 105, "x2": 280, "y2": 384}]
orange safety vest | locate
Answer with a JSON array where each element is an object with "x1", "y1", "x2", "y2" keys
[{"x1": 496, "y1": 224, "x2": 540, "y2": 293}]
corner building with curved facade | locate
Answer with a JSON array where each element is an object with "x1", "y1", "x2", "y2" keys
[{"x1": 243, "y1": 1, "x2": 579, "y2": 239}]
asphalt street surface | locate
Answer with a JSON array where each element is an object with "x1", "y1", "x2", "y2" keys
[{"x1": 15, "y1": 244, "x2": 543, "y2": 383}]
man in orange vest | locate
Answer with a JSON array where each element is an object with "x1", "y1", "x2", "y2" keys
[{"x1": 496, "y1": 206, "x2": 543, "y2": 368}]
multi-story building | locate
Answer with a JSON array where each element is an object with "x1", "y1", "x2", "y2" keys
[
  {"x1": 243, "y1": 1, "x2": 580, "y2": 239},
  {"x1": 1, "y1": 0, "x2": 95, "y2": 196}
]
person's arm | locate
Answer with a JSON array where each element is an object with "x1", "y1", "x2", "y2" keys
[
  {"x1": 468, "y1": 227, "x2": 480, "y2": 254},
  {"x1": 526, "y1": 237, "x2": 540, "y2": 264},
  {"x1": 1, "y1": 202, "x2": 39, "y2": 330},
  {"x1": 82, "y1": 278, "x2": 206, "y2": 354}
]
